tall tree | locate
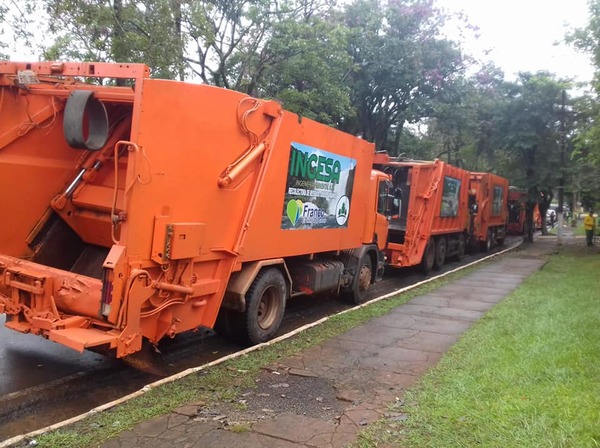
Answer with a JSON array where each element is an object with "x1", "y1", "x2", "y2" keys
[
  {"x1": 567, "y1": 0, "x2": 600, "y2": 209},
  {"x1": 256, "y1": 14, "x2": 354, "y2": 126},
  {"x1": 569, "y1": 94, "x2": 600, "y2": 210},
  {"x1": 340, "y1": 0, "x2": 465, "y2": 154},
  {"x1": 425, "y1": 64, "x2": 506, "y2": 169},
  {"x1": 491, "y1": 72, "x2": 569, "y2": 239},
  {"x1": 0, "y1": 2, "x2": 39, "y2": 61},
  {"x1": 183, "y1": 0, "x2": 339, "y2": 91},
  {"x1": 41, "y1": 0, "x2": 187, "y2": 79}
]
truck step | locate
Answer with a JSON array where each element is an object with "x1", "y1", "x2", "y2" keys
[{"x1": 48, "y1": 328, "x2": 118, "y2": 353}]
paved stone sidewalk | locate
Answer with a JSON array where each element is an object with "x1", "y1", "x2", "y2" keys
[{"x1": 101, "y1": 239, "x2": 560, "y2": 448}]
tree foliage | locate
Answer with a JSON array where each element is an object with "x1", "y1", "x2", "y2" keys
[
  {"x1": 567, "y1": 0, "x2": 600, "y2": 208},
  {"x1": 6, "y1": 0, "x2": 592, "y2": 214},
  {"x1": 490, "y1": 73, "x2": 570, "y2": 237},
  {"x1": 424, "y1": 64, "x2": 506, "y2": 169},
  {"x1": 340, "y1": 0, "x2": 465, "y2": 153},
  {"x1": 42, "y1": 0, "x2": 186, "y2": 79}
]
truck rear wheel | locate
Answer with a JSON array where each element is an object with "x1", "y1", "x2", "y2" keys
[
  {"x1": 421, "y1": 239, "x2": 435, "y2": 274},
  {"x1": 496, "y1": 229, "x2": 505, "y2": 246},
  {"x1": 342, "y1": 253, "x2": 372, "y2": 305},
  {"x1": 433, "y1": 237, "x2": 446, "y2": 270},
  {"x1": 214, "y1": 308, "x2": 240, "y2": 341},
  {"x1": 240, "y1": 268, "x2": 286, "y2": 345},
  {"x1": 455, "y1": 234, "x2": 465, "y2": 261},
  {"x1": 482, "y1": 229, "x2": 493, "y2": 252}
]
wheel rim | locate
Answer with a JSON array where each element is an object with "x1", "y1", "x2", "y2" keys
[
  {"x1": 257, "y1": 286, "x2": 279, "y2": 330},
  {"x1": 358, "y1": 264, "x2": 371, "y2": 292}
]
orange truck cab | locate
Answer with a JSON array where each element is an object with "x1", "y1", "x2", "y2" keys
[
  {"x1": 0, "y1": 61, "x2": 391, "y2": 362},
  {"x1": 468, "y1": 172, "x2": 509, "y2": 251},
  {"x1": 373, "y1": 154, "x2": 470, "y2": 273}
]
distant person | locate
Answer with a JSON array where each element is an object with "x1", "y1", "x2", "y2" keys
[{"x1": 584, "y1": 210, "x2": 596, "y2": 246}]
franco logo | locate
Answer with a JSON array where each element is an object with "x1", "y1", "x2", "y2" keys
[{"x1": 286, "y1": 199, "x2": 303, "y2": 226}]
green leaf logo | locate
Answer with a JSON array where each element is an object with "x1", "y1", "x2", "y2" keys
[{"x1": 286, "y1": 199, "x2": 303, "y2": 226}]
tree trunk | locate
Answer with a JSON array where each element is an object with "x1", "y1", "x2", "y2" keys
[
  {"x1": 112, "y1": 0, "x2": 126, "y2": 87},
  {"x1": 171, "y1": 0, "x2": 186, "y2": 81},
  {"x1": 524, "y1": 161, "x2": 537, "y2": 243},
  {"x1": 538, "y1": 190, "x2": 553, "y2": 236}
]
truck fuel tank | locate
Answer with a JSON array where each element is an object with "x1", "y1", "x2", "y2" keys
[{"x1": 287, "y1": 260, "x2": 345, "y2": 296}]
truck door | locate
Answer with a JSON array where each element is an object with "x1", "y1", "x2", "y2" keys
[{"x1": 375, "y1": 178, "x2": 393, "y2": 250}]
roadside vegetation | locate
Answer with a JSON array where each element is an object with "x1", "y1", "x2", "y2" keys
[{"x1": 356, "y1": 247, "x2": 600, "y2": 447}]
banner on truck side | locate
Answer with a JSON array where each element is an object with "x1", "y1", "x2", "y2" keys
[
  {"x1": 282, "y1": 142, "x2": 356, "y2": 230},
  {"x1": 440, "y1": 176, "x2": 461, "y2": 217},
  {"x1": 492, "y1": 186, "x2": 504, "y2": 215}
]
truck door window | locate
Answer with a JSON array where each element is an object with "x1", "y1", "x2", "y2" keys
[{"x1": 378, "y1": 180, "x2": 396, "y2": 216}]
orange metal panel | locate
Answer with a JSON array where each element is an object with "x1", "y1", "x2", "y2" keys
[
  {"x1": 0, "y1": 61, "x2": 149, "y2": 80},
  {"x1": 167, "y1": 223, "x2": 206, "y2": 260},
  {"x1": 0, "y1": 62, "x2": 384, "y2": 360},
  {"x1": 469, "y1": 172, "x2": 509, "y2": 242},
  {"x1": 49, "y1": 327, "x2": 118, "y2": 352},
  {"x1": 378, "y1": 159, "x2": 470, "y2": 268}
]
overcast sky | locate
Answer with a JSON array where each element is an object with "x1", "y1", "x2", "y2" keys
[{"x1": 437, "y1": 0, "x2": 595, "y2": 83}]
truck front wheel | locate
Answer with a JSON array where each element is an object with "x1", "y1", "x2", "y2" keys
[
  {"x1": 482, "y1": 229, "x2": 493, "y2": 252},
  {"x1": 240, "y1": 268, "x2": 286, "y2": 345},
  {"x1": 342, "y1": 253, "x2": 372, "y2": 305},
  {"x1": 455, "y1": 234, "x2": 466, "y2": 261}
]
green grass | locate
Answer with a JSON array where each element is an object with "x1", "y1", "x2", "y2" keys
[
  {"x1": 357, "y1": 248, "x2": 600, "y2": 448},
  {"x1": 28, "y1": 261, "x2": 484, "y2": 448}
]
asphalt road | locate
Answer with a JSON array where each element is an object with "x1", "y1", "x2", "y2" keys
[{"x1": 0, "y1": 319, "x2": 113, "y2": 396}]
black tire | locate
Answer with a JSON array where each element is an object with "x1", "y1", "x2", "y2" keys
[
  {"x1": 421, "y1": 239, "x2": 435, "y2": 274},
  {"x1": 482, "y1": 229, "x2": 493, "y2": 252},
  {"x1": 239, "y1": 268, "x2": 286, "y2": 346},
  {"x1": 497, "y1": 228, "x2": 506, "y2": 246},
  {"x1": 214, "y1": 308, "x2": 242, "y2": 341},
  {"x1": 433, "y1": 237, "x2": 447, "y2": 270},
  {"x1": 455, "y1": 234, "x2": 466, "y2": 261},
  {"x1": 342, "y1": 253, "x2": 373, "y2": 305}
]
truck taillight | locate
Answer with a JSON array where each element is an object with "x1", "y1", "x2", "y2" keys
[{"x1": 101, "y1": 268, "x2": 113, "y2": 317}]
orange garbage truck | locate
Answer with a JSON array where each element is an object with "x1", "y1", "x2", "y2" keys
[
  {"x1": 373, "y1": 154, "x2": 470, "y2": 272},
  {"x1": 507, "y1": 188, "x2": 542, "y2": 234},
  {"x1": 507, "y1": 188, "x2": 527, "y2": 234},
  {"x1": 468, "y1": 172, "x2": 509, "y2": 251},
  {"x1": 0, "y1": 61, "x2": 392, "y2": 364}
]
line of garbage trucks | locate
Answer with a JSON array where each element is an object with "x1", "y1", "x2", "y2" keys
[{"x1": 0, "y1": 61, "x2": 535, "y2": 366}]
